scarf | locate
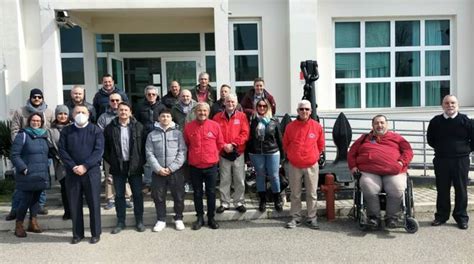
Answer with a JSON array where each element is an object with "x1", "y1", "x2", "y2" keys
[
  {"x1": 25, "y1": 100, "x2": 47, "y2": 114},
  {"x1": 24, "y1": 127, "x2": 46, "y2": 137},
  {"x1": 256, "y1": 116, "x2": 270, "y2": 141}
]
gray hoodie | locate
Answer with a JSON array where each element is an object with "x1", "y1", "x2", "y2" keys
[{"x1": 145, "y1": 121, "x2": 187, "y2": 174}]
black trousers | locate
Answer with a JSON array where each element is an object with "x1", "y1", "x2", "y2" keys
[
  {"x1": 190, "y1": 165, "x2": 217, "y2": 219},
  {"x1": 433, "y1": 156, "x2": 470, "y2": 223},
  {"x1": 66, "y1": 168, "x2": 102, "y2": 239},
  {"x1": 112, "y1": 162, "x2": 144, "y2": 225},
  {"x1": 59, "y1": 178, "x2": 70, "y2": 216},
  {"x1": 151, "y1": 169, "x2": 185, "y2": 221}
]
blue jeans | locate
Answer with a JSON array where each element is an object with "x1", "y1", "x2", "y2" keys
[
  {"x1": 11, "y1": 189, "x2": 46, "y2": 210},
  {"x1": 249, "y1": 152, "x2": 281, "y2": 193},
  {"x1": 190, "y1": 165, "x2": 217, "y2": 219},
  {"x1": 113, "y1": 163, "x2": 144, "y2": 224}
]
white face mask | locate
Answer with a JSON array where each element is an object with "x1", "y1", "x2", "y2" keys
[{"x1": 74, "y1": 113, "x2": 89, "y2": 126}]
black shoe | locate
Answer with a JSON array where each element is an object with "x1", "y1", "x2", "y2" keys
[
  {"x1": 273, "y1": 193, "x2": 283, "y2": 212},
  {"x1": 216, "y1": 206, "x2": 228, "y2": 214},
  {"x1": 431, "y1": 219, "x2": 446, "y2": 226},
  {"x1": 90, "y1": 236, "x2": 100, "y2": 244},
  {"x1": 62, "y1": 213, "x2": 71, "y2": 221},
  {"x1": 136, "y1": 222, "x2": 146, "y2": 232},
  {"x1": 192, "y1": 217, "x2": 205, "y2": 230},
  {"x1": 111, "y1": 223, "x2": 125, "y2": 234},
  {"x1": 71, "y1": 237, "x2": 83, "y2": 244},
  {"x1": 5, "y1": 211, "x2": 16, "y2": 221},
  {"x1": 236, "y1": 205, "x2": 247, "y2": 213},
  {"x1": 368, "y1": 216, "x2": 381, "y2": 228},
  {"x1": 208, "y1": 218, "x2": 220, "y2": 229},
  {"x1": 457, "y1": 222, "x2": 469, "y2": 230},
  {"x1": 258, "y1": 192, "x2": 266, "y2": 213},
  {"x1": 385, "y1": 218, "x2": 397, "y2": 229},
  {"x1": 38, "y1": 207, "x2": 48, "y2": 215}
]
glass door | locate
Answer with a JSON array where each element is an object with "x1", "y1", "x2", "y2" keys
[
  {"x1": 162, "y1": 58, "x2": 200, "y2": 92},
  {"x1": 107, "y1": 54, "x2": 125, "y2": 92}
]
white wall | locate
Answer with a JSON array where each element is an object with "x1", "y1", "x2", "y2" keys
[
  {"x1": 230, "y1": 0, "x2": 290, "y2": 115},
  {"x1": 316, "y1": 0, "x2": 474, "y2": 116}
]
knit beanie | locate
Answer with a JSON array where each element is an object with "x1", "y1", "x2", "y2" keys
[
  {"x1": 55, "y1": 104, "x2": 69, "y2": 116},
  {"x1": 30, "y1": 88, "x2": 43, "y2": 98}
]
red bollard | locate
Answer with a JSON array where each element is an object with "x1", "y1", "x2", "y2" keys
[{"x1": 320, "y1": 173, "x2": 339, "y2": 221}]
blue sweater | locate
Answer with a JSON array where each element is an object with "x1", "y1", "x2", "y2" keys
[{"x1": 58, "y1": 123, "x2": 104, "y2": 174}]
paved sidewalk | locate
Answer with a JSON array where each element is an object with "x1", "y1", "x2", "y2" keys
[{"x1": 0, "y1": 186, "x2": 473, "y2": 231}]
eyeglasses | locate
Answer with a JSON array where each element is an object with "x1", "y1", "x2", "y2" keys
[
  {"x1": 32, "y1": 96, "x2": 43, "y2": 99},
  {"x1": 257, "y1": 104, "x2": 268, "y2": 108},
  {"x1": 298, "y1": 108, "x2": 311, "y2": 111},
  {"x1": 110, "y1": 99, "x2": 120, "y2": 102},
  {"x1": 146, "y1": 93, "x2": 157, "y2": 96}
]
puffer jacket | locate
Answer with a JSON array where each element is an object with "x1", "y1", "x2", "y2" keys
[
  {"x1": 11, "y1": 105, "x2": 54, "y2": 141},
  {"x1": 145, "y1": 122, "x2": 187, "y2": 174},
  {"x1": 11, "y1": 129, "x2": 50, "y2": 191},
  {"x1": 97, "y1": 108, "x2": 118, "y2": 130},
  {"x1": 247, "y1": 116, "x2": 282, "y2": 154},
  {"x1": 93, "y1": 86, "x2": 129, "y2": 117},
  {"x1": 135, "y1": 99, "x2": 166, "y2": 134},
  {"x1": 103, "y1": 117, "x2": 146, "y2": 176}
]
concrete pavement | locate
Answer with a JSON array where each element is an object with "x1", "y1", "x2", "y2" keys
[{"x1": 1, "y1": 186, "x2": 473, "y2": 232}]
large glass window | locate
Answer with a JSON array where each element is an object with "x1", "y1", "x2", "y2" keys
[
  {"x1": 229, "y1": 21, "x2": 261, "y2": 90},
  {"x1": 335, "y1": 19, "x2": 451, "y2": 108},
  {"x1": 233, "y1": 24, "x2": 258, "y2": 50},
  {"x1": 96, "y1": 34, "x2": 115, "y2": 52},
  {"x1": 60, "y1": 27, "x2": 83, "y2": 53},
  {"x1": 61, "y1": 58, "x2": 85, "y2": 85}
]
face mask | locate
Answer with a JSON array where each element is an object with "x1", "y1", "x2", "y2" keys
[{"x1": 74, "y1": 113, "x2": 89, "y2": 126}]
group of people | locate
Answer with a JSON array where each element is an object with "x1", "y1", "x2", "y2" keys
[
  {"x1": 7, "y1": 71, "x2": 471, "y2": 245},
  {"x1": 8, "y1": 72, "x2": 326, "y2": 244},
  {"x1": 348, "y1": 95, "x2": 472, "y2": 230}
]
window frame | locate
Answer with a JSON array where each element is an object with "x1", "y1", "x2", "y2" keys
[
  {"x1": 229, "y1": 19, "x2": 262, "y2": 91},
  {"x1": 334, "y1": 18, "x2": 452, "y2": 109}
]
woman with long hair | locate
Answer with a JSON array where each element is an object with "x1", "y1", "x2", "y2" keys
[{"x1": 247, "y1": 98, "x2": 283, "y2": 212}]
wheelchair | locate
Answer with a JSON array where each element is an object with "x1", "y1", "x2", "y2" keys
[{"x1": 351, "y1": 172, "x2": 419, "y2": 233}]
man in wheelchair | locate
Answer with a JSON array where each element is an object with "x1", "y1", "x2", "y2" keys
[{"x1": 348, "y1": 115, "x2": 414, "y2": 229}]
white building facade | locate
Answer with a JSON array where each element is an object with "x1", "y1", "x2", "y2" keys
[{"x1": 1, "y1": 0, "x2": 473, "y2": 120}]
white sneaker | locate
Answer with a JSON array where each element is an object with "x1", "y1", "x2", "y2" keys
[
  {"x1": 175, "y1": 220, "x2": 185, "y2": 231},
  {"x1": 153, "y1": 221, "x2": 166, "y2": 232}
]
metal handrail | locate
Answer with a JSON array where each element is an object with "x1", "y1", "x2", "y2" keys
[{"x1": 278, "y1": 115, "x2": 473, "y2": 177}]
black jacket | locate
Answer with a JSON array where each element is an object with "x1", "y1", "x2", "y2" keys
[
  {"x1": 103, "y1": 117, "x2": 146, "y2": 176},
  {"x1": 134, "y1": 100, "x2": 166, "y2": 134},
  {"x1": 161, "y1": 92, "x2": 179, "y2": 109},
  {"x1": 247, "y1": 116, "x2": 283, "y2": 155}
]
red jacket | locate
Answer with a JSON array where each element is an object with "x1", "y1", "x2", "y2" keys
[
  {"x1": 348, "y1": 131, "x2": 413, "y2": 176},
  {"x1": 283, "y1": 118, "x2": 325, "y2": 168},
  {"x1": 212, "y1": 111, "x2": 250, "y2": 154},
  {"x1": 184, "y1": 119, "x2": 225, "y2": 168}
]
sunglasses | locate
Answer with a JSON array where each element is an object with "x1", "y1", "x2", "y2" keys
[
  {"x1": 110, "y1": 99, "x2": 120, "y2": 102},
  {"x1": 257, "y1": 104, "x2": 268, "y2": 108},
  {"x1": 32, "y1": 96, "x2": 43, "y2": 99},
  {"x1": 298, "y1": 108, "x2": 311, "y2": 111},
  {"x1": 146, "y1": 93, "x2": 157, "y2": 96}
]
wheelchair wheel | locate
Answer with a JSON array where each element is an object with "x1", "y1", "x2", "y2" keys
[
  {"x1": 404, "y1": 217, "x2": 419, "y2": 234},
  {"x1": 405, "y1": 179, "x2": 416, "y2": 218}
]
